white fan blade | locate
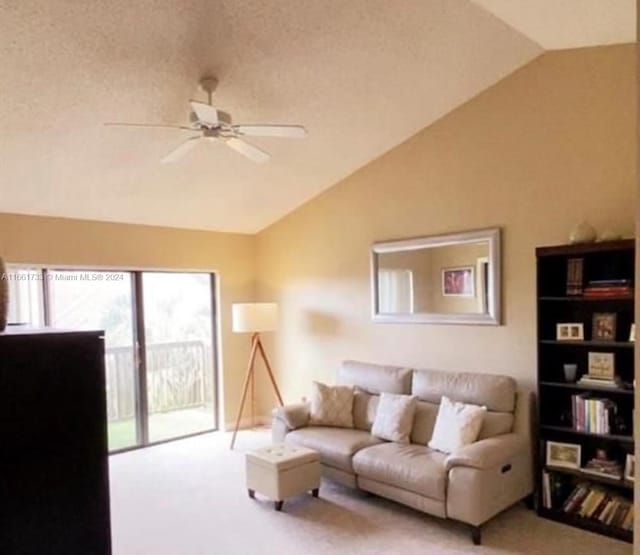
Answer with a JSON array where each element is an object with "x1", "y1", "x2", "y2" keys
[
  {"x1": 226, "y1": 137, "x2": 270, "y2": 163},
  {"x1": 232, "y1": 124, "x2": 307, "y2": 138},
  {"x1": 161, "y1": 136, "x2": 201, "y2": 164},
  {"x1": 190, "y1": 101, "x2": 219, "y2": 127},
  {"x1": 104, "y1": 122, "x2": 194, "y2": 131}
]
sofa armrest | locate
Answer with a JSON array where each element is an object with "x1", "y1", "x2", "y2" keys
[
  {"x1": 272, "y1": 402, "x2": 311, "y2": 431},
  {"x1": 445, "y1": 433, "x2": 528, "y2": 471}
]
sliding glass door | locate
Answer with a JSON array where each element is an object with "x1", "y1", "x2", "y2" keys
[
  {"x1": 142, "y1": 272, "x2": 215, "y2": 443},
  {"x1": 48, "y1": 270, "x2": 139, "y2": 450},
  {"x1": 7, "y1": 266, "x2": 219, "y2": 452}
]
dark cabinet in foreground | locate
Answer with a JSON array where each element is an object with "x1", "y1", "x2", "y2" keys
[{"x1": 0, "y1": 328, "x2": 112, "y2": 555}]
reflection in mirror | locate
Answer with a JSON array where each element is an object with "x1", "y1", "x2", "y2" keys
[{"x1": 371, "y1": 228, "x2": 501, "y2": 325}]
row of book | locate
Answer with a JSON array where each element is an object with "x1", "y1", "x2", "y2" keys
[
  {"x1": 571, "y1": 393, "x2": 617, "y2": 434},
  {"x1": 583, "y1": 279, "x2": 633, "y2": 298},
  {"x1": 542, "y1": 471, "x2": 574, "y2": 510},
  {"x1": 561, "y1": 483, "x2": 633, "y2": 530}
]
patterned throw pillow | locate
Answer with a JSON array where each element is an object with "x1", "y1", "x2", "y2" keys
[
  {"x1": 371, "y1": 393, "x2": 417, "y2": 443},
  {"x1": 428, "y1": 396, "x2": 487, "y2": 453},
  {"x1": 309, "y1": 382, "x2": 355, "y2": 428}
]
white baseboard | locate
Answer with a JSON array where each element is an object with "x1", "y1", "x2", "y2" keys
[{"x1": 222, "y1": 414, "x2": 270, "y2": 432}]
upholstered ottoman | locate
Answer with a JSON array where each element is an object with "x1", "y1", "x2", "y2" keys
[{"x1": 246, "y1": 444, "x2": 321, "y2": 511}]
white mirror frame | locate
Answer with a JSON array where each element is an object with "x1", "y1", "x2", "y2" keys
[{"x1": 371, "y1": 227, "x2": 501, "y2": 325}]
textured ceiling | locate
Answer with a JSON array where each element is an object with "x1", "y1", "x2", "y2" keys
[
  {"x1": 473, "y1": 0, "x2": 636, "y2": 49},
  {"x1": 0, "y1": 1, "x2": 632, "y2": 233}
]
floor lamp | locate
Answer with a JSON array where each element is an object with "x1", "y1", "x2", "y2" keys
[{"x1": 230, "y1": 302, "x2": 284, "y2": 449}]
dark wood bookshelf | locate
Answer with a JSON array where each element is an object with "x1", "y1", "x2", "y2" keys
[
  {"x1": 536, "y1": 240, "x2": 635, "y2": 543},
  {"x1": 0, "y1": 329, "x2": 112, "y2": 554}
]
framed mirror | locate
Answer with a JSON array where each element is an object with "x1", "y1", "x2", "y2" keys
[{"x1": 371, "y1": 228, "x2": 501, "y2": 325}]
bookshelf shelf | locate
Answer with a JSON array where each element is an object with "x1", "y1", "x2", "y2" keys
[
  {"x1": 536, "y1": 239, "x2": 635, "y2": 543},
  {"x1": 539, "y1": 340, "x2": 634, "y2": 348},
  {"x1": 541, "y1": 425, "x2": 634, "y2": 444},
  {"x1": 545, "y1": 465, "x2": 633, "y2": 490},
  {"x1": 538, "y1": 507, "x2": 633, "y2": 543},
  {"x1": 539, "y1": 381, "x2": 634, "y2": 395},
  {"x1": 540, "y1": 296, "x2": 634, "y2": 302}
]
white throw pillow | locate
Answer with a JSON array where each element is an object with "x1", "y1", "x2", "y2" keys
[
  {"x1": 309, "y1": 381, "x2": 354, "y2": 428},
  {"x1": 428, "y1": 396, "x2": 487, "y2": 453},
  {"x1": 371, "y1": 393, "x2": 417, "y2": 443}
]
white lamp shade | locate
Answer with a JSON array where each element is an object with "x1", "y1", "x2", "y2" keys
[{"x1": 232, "y1": 303, "x2": 278, "y2": 333}]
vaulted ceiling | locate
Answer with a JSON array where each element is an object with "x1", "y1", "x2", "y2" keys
[{"x1": 0, "y1": 1, "x2": 634, "y2": 233}]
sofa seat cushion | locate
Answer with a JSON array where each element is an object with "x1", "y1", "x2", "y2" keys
[
  {"x1": 352, "y1": 443, "x2": 447, "y2": 500},
  {"x1": 285, "y1": 427, "x2": 384, "y2": 472}
]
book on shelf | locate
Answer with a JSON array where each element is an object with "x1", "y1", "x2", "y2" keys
[
  {"x1": 576, "y1": 375, "x2": 619, "y2": 388},
  {"x1": 584, "y1": 289, "x2": 633, "y2": 298},
  {"x1": 542, "y1": 471, "x2": 551, "y2": 509},
  {"x1": 571, "y1": 393, "x2": 617, "y2": 434},
  {"x1": 542, "y1": 471, "x2": 573, "y2": 510},
  {"x1": 583, "y1": 279, "x2": 633, "y2": 298},
  {"x1": 560, "y1": 483, "x2": 633, "y2": 530},
  {"x1": 566, "y1": 258, "x2": 584, "y2": 296},
  {"x1": 588, "y1": 279, "x2": 632, "y2": 287},
  {"x1": 581, "y1": 457, "x2": 623, "y2": 480}
]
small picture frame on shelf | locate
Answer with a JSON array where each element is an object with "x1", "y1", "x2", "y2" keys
[
  {"x1": 546, "y1": 441, "x2": 581, "y2": 469},
  {"x1": 587, "y1": 352, "x2": 615, "y2": 380},
  {"x1": 556, "y1": 323, "x2": 583, "y2": 341},
  {"x1": 629, "y1": 323, "x2": 635, "y2": 343},
  {"x1": 592, "y1": 312, "x2": 616, "y2": 341},
  {"x1": 624, "y1": 454, "x2": 635, "y2": 482}
]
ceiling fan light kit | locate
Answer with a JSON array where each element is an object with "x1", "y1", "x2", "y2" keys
[{"x1": 105, "y1": 76, "x2": 307, "y2": 164}]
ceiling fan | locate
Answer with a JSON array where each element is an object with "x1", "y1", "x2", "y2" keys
[{"x1": 104, "y1": 77, "x2": 307, "y2": 164}]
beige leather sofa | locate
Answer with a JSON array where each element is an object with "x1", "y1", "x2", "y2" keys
[{"x1": 272, "y1": 360, "x2": 534, "y2": 544}]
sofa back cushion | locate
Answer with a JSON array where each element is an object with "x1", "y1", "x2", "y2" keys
[
  {"x1": 412, "y1": 368, "x2": 516, "y2": 412},
  {"x1": 342, "y1": 362, "x2": 516, "y2": 440},
  {"x1": 410, "y1": 401, "x2": 439, "y2": 444},
  {"x1": 353, "y1": 389, "x2": 379, "y2": 431},
  {"x1": 479, "y1": 411, "x2": 514, "y2": 439},
  {"x1": 338, "y1": 360, "x2": 412, "y2": 395},
  {"x1": 410, "y1": 401, "x2": 514, "y2": 444}
]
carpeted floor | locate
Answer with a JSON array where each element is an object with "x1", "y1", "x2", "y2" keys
[{"x1": 109, "y1": 430, "x2": 633, "y2": 555}]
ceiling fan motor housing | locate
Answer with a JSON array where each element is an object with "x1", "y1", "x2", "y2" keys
[{"x1": 190, "y1": 109, "x2": 231, "y2": 127}]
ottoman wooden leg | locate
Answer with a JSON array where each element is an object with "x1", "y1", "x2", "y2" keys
[
  {"x1": 274, "y1": 500, "x2": 284, "y2": 511},
  {"x1": 311, "y1": 488, "x2": 319, "y2": 498},
  {"x1": 248, "y1": 489, "x2": 255, "y2": 499}
]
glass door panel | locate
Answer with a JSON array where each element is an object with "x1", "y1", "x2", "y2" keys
[
  {"x1": 6, "y1": 266, "x2": 45, "y2": 327},
  {"x1": 48, "y1": 270, "x2": 138, "y2": 451},
  {"x1": 142, "y1": 272, "x2": 215, "y2": 442}
]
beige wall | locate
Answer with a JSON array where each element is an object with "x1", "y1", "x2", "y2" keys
[
  {"x1": 256, "y1": 45, "x2": 636, "y2": 408},
  {"x1": 0, "y1": 212, "x2": 256, "y2": 428}
]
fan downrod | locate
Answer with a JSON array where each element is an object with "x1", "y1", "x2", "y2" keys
[{"x1": 199, "y1": 76, "x2": 218, "y2": 105}]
